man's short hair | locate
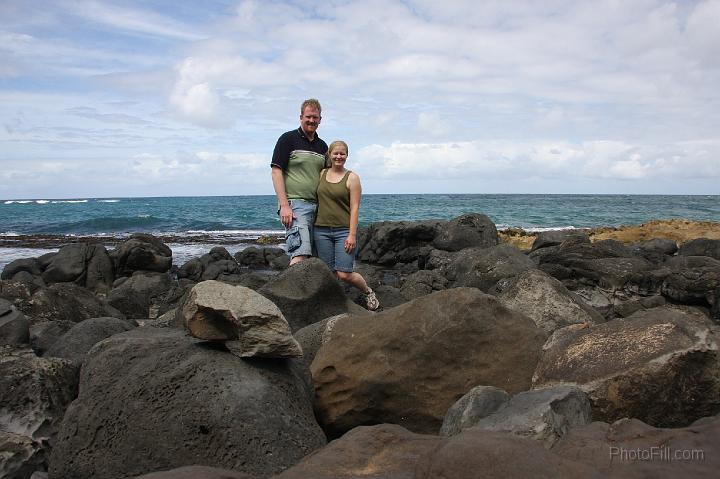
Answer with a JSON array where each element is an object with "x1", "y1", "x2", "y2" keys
[{"x1": 301, "y1": 98, "x2": 322, "y2": 115}]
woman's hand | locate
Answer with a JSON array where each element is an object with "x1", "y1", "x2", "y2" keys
[{"x1": 344, "y1": 234, "x2": 356, "y2": 253}]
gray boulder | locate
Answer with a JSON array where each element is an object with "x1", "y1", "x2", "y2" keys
[
  {"x1": 0, "y1": 298, "x2": 30, "y2": 346},
  {"x1": 631, "y1": 238, "x2": 678, "y2": 263},
  {"x1": 110, "y1": 234, "x2": 172, "y2": 276},
  {"x1": 357, "y1": 219, "x2": 441, "y2": 266},
  {"x1": 465, "y1": 386, "x2": 592, "y2": 448},
  {"x1": 446, "y1": 244, "x2": 536, "y2": 292},
  {"x1": 439, "y1": 386, "x2": 510, "y2": 436},
  {"x1": 1, "y1": 258, "x2": 43, "y2": 281},
  {"x1": 182, "y1": 280, "x2": 301, "y2": 358},
  {"x1": 22, "y1": 283, "x2": 124, "y2": 323},
  {"x1": 432, "y1": 213, "x2": 498, "y2": 251},
  {"x1": 679, "y1": 238, "x2": 720, "y2": 260},
  {"x1": 258, "y1": 258, "x2": 354, "y2": 332},
  {"x1": 45, "y1": 317, "x2": 135, "y2": 366},
  {"x1": 42, "y1": 243, "x2": 114, "y2": 292},
  {"x1": 661, "y1": 256, "x2": 720, "y2": 307},
  {"x1": 29, "y1": 320, "x2": 76, "y2": 355},
  {"x1": 531, "y1": 230, "x2": 590, "y2": 251},
  {"x1": 106, "y1": 272, "x2": 173, "y2": 319},
  {"x1": 399, "y1": 269, "x2": 448, "y2": 300},
  {"x1": 49, "y1": 328, "x2": 325, "y2": 479},
  {"x1": 294, "y1": 313, "x2": 355, "y2": 369},
  {"x1": 0, "y1": 348, "x2": 77, "y2": 479},
  {"x1": 498, "y1": 269, "x2": 604, "y2": 334}
]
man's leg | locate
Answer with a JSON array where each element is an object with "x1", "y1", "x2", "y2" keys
[{"x1": 287, "y1": 200, "x2": 315, "y2": 265}]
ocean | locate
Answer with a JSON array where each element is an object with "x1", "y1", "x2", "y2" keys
[{"x1": 2, "y1": 194, "x2": 719, "y2": 271}]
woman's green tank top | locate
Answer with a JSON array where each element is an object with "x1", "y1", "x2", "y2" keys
[{"x1": 314, "y1": 169, "x2": 351, "y2": 227}]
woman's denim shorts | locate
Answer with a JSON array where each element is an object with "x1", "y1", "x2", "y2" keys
[{"x1": 313, "y1": 226, "x2": 355, "y2": 273}]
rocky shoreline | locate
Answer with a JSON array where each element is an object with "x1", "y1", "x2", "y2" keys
[{"x1": 1, "y1": 214, "x2": 719, "y2": 478}]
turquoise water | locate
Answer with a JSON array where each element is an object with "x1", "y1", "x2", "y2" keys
[
  {"x1": 3, "y1": 194, "x2": 719, "y2": 235},
  {"x1": 2, "y1": 194, "x2": 718, "y2": 271}
]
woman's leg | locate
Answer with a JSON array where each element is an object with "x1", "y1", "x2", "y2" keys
[
  {"x1": 312, "y1": 226, "x2": 335, "y2": 270},
  {"x1": 336, "y1": 270, "x2": 371, "y2": 293}
]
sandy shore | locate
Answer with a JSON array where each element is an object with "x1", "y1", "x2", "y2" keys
[{"x1": 499, "y1": 219, "x2": 720, "y2": 250}]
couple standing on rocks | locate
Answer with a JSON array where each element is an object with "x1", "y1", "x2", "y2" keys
[{"x1": 271, "y1": 98, "x2": 380, "y2": 311}]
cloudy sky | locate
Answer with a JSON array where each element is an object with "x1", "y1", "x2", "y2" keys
[{"x1": 1, "y1": 0, "x2": 719, "y2": 199}]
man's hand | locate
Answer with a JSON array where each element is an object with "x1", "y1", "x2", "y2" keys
[
  {"x1": 279, "y1": 204, "x2": 295, "y2": 228},
  {"x1": 344, "y1": 233, "x2": 356, "y2": 253}
]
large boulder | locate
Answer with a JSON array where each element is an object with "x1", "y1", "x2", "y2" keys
[
  {"x1": 432, "y1": 213, "x2": 498, "y2": 251},
  {"x1": 0, "y1": 348, "x2": 78, "y2": 479},
  {"x1": 29, "y1": 320, "x2": 76, "y2": 355},
  {"x1": 311, "y1": 288, "x2": 546, "y2": 437},
  {"x1": 110, "y1": 234, "x2": 172, "y2": 276},
  {"x1": 498, "y1": 269, "x2": 604, "y2": 334},
  {"x1": 678, "y1": 238, "x2": 720, "y2": 260},
  {"x1": 49, "y1": 328, "x2": 325, "y2": 479},
  {"x1": 531, "y1": 230, "x2": 590, "y2": 252},
  {"x1": 274, "y1": 423, "x2": 601, "y2": 479},
  {"x1": 45, "y1": 317, "x2": 135, "y2": 366},
  {"x1": 1, "y1": 258, "x2": 43, "y2": 281},
  {"x1": 22, "y1": 283, "x2": 124, "y2": 323},
  {"x1": 0, "y1": 298, "x2": 30, "y2": 346},
  {"x1": 631, "y1": 238, "x2": 678, "y2": 263},
  {"x1": 533, "y1": 307, "x2": 720, "y2": 427},
  {"x1": 399, "y1": 269, "x2": 448, "y2": 300},
  {"x1": 182, "y1": 280, "x2": 301, "y2": 358},
  {"x1": 460, "y1": 385, "x2": 592, "y2": 448},
  {"x1": 258, "y1": 258, "x2": 354, "y2": 332},
  {"x1": 106, "y1": 272, "x2": 173, "y2": 319},
  {"x1": 446, "y1": 244, "x2": 536, "y2": 292},
  {"x1": 357, "y1": 220, "x2": 441, "y2": 266},
  {"x1": 661, "y1": 256, "x2": 720, "y2": 307},
  {"x1": 42, "y1": 243, "x2": 114, "y2": 292},
  {"x1": 552, "y1": 414, "x2": 720, "y2": 478}
]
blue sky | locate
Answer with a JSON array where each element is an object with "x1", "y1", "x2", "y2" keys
[{"x1": 1, "y1": 0, "x2": 719, "y2": 199}]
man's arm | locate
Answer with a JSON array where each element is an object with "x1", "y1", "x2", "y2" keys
[{"x1": 271, "y1": 166, "x2": 294, "y2": 228}]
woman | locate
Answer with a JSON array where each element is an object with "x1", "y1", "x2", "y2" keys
[{"x1": 314, "y1": 140, "x2": 380, "y2": 311}]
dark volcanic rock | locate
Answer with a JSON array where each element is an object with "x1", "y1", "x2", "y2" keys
[
  {"x1": 678, "y1": 237, "x2": 720, "y2": 260},
  {"x1": 446, "y1": 244, "x2": 535, "y2": 292},
  {"x1": 311, "y1": 288, "x2": 546, "y2": 437},
  {"x1": 631, "y1": 238, "x2": 678, "y2": 263},
  {"x1": 29, "y1": 320, "x2": 76, "y2": 355},
  {"x1": 357, "y1": 219, "x2": 440, "y2": 266},
  {"x1": 0, "y1": 348, "x2": 78, "y2": 479},
  {"x1": 661, "y1": 256, "x2": 720, "y2": 307},
  {"x1": 45, "y1": 317, "x2": 135, "y2": 366},
  {"x1": 1, "y1": 258, "x2": 43, "y2": 281},
  {"x1": 106, "y1": 272, "x2": 173, "y2": 319},
  {"x1": 533, "y1": 307, "x2": 720, "y2": 427},
  {"x1": 49, "y1": 328, "x2": 325, "y2": 479},
  {"x1": 531, "y1": 230, "x2": 590, "y2": 252},
  {"x1": 110, "y1": 233, "x2": 172, "y2": 276},
  {"x1": 431, "y1": 213, "x2": 498, "y2": 251},
  {"x1": 23, "y1": 283, "x2": 124, "y2": 323},
  {"x1": 258, "y1": 258, "x2": 353, "y2": 332},
  {"x1": 0, "y1": 298, "x2": 30, "y2": 346},
  {"x1": 399, "y1": 269, "x2": 448, "y2": 300},
  {"x1": 42, "y1": 243, "x2": 114, "y2": 292}
]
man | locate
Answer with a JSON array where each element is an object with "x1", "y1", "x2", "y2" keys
[{"x1": 271, "y1": 99, "x2": 328, "y2": 265}]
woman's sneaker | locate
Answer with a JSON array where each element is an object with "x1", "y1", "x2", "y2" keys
[{"x1": 364, "y1": 288, "x2": 380, "y2": 311}]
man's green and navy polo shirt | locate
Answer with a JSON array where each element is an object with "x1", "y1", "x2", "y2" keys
[{"x1": 271, "y1": 127, "x2": 328, "y2": 202}]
